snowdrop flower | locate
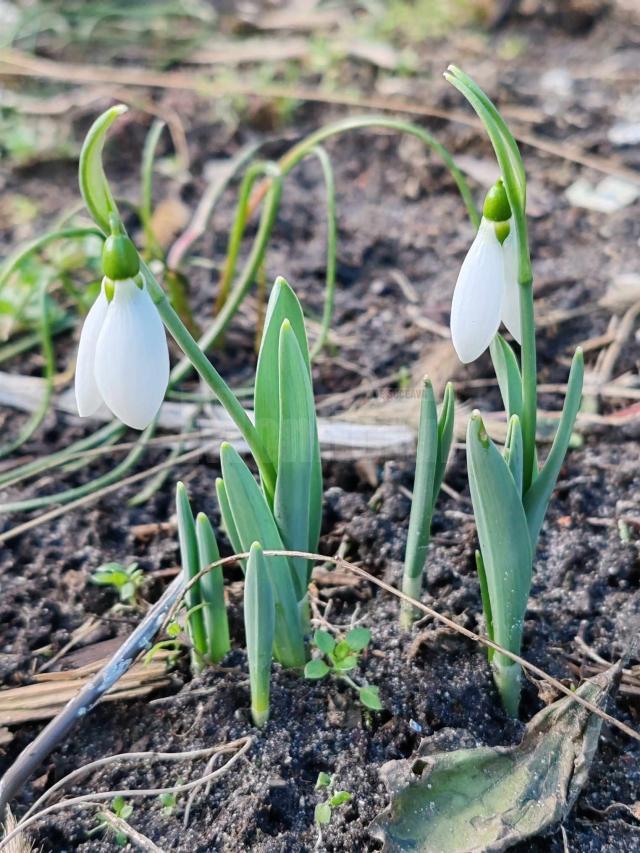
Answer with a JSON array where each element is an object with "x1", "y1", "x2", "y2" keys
[
  {"x1": 75, "y1": 230, "x2": 169, "y2": 430},
  {"x1": 450, "y1": 180, "x2": 521, "y2": 364}
]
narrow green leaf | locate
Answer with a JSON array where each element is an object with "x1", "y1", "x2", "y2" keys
[
  {"x1": 275, "y1": 319, "x2": 317, "y2": 598},
  {"x1": 523, "y1": 349, "x2": 584, "y2": 546},
  {"x1": 503, "y1": 414, "x2": 524, "y2": 496},
  {"x1": 359, "y1": 686, "x2": 383, "y2": 711},
  {"x1": 314, "y1": 629, "x2": 336, "y2": 657},
  {"x1": 79, "y1": 105, "x2": 127, "y2": 234},
  {"x1": 176, "y1": 483, "x2": 206, "y2": 661},
  {"x1": 434, "y1": 381, "x2": 455, "y2": 501},
  {"x1": 345, "y1": 627, "x2": 371, "y2": 652},
  {"x1": 215, "y1": 477, "x2": 243, "y2": 554},
  {"x1": 195, "y1": 512, "x2": 230, "y2": 664},
  {"x1": 220, "y1": 443, "x2": 305, "y2": 669},
  {"x1": 305, "y1": 659, "x2": 330, "y2": 680},
  {"x1": 140, "y1": 119, "x2": 166, "y2": 258},
  {"x1": 244, "y1": 542, "x2": 274, "y2": 727},
  {"x1": 467, "y1": 413, "x2": 532, "y2": 714},
  {"x1": 401, "y1": 379, "x2": 438, "y2": 624},
  {"x1": 490, "y1": 334, "x2": 523, "y2": 421},
  {"x1": 254, "y1": 276, "x2": 310, "y2": 468},
  {"x1": 254, "y1": 277, "x2": 322, "y2": 551}
]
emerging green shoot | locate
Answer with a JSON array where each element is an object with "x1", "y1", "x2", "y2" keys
[
  {"x1": 244, "y1": 542, "x2": 275, "y2": 727},
  {"x1": 400, "y1": 379, "x2": 455, "y2": 628},
  {"x1": 90, "y1": 561, "x2": 144, "y2": 605},
  {"x1": 176, "y1": 483, "x2": 229, "y2": 669},
  {"x1": 314, "y1": 772, "x2": 353, "y2": 827}
]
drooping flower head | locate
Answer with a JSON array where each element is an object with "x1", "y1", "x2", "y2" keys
[
  {"x1": 75, "y1": 225, "x2": 169, "y2": 430},
  {"x1": 450, "y1": 179, "x2": 521, "y2": 364}
]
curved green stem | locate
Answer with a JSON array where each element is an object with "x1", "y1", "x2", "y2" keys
[
  {"x1": 171, "y1": 116, "x2": 476, "y2": 384},
  {"x1": 306, "y1": 145, "x2": 337, "y2": 359},
  {"x1": 141, "y1": 261, "x2": 277, "y2": 499},
  {"x1": 169, "y1": 165, "x2": 283, "y2": 386},
  {"x1": 140, "y1": 119, "x2": 166, "y2": 259},
  {"x1": 215, "y1": 160, "x2": 277, "y2": 315},
  {"x1": 279, "y1": 115, "x2": 480, "y2": 229}
]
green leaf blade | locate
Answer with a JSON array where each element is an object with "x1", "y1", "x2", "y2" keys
[
  {"x1": 274, "y1": 319, "x2": 317, "y2": 597},
  {"x1": 490, "y1": 334, "x2": 523, "y2": 422},
  {"x1": 220, "y1": 442, "x2": 305, "y2": 669},
  {"x1": 314, "y1": 629, "x2": 336, "y2": 657},
  {"x1": 305, "y1": 659, "x2": 330, "y2": 680},
  {"x1": 466, "y1": 414, "x2": 533, "y2": 714},
  {"x1": 176, "y1": 482, "x2": 207, "y2": 662},
  {"x1": 401, "y1": 379, "x2": 439, "y2": 625},
  {"x1": 523, "y1": 349, "x2": 584, "y2": 546},
  {"x1": 195, "y1": 512, "x2": 230, "y2": 664},
  {"x1": 359, "y1": 686, "x2": 383, "y2": 711}
]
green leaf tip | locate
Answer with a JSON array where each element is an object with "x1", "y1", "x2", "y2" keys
[{"x1": 469, "y1": 411, "x2": 489, "y2": 448}]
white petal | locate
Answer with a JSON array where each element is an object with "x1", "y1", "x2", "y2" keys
[
  {"x1": 95, "y1": 279, "x2": 169, "y2": 430},
  {"x1": 501, "y1": 226, "x2": 522, "y2": 344},
  {"x1": 450, "y1": 219, "x2": 506, "y2": 363},
  {"x1": 75, "y1": 282, "x2": 108, "y2": 417}
]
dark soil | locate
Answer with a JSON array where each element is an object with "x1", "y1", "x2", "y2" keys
[{"x1": 1, "y1": 4, "x2": 640, "y2": 852}]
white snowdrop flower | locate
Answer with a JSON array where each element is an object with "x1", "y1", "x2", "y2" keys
[
  {"x1": 451, "y1": 217, "x2": 507, "y2": 364},
  {"x1": 75, "y1": 228, "x2": 170, "y2": 430},
  {"x1": 450, "y1": 180, "x2": 520, "y2": 363},
  {"x1": 75, "y1": 277, "x2": 169, "y2": 429}
]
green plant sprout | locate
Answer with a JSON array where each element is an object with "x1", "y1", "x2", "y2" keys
[
  {"x1": 314, "y1": 772, "x2": 353, "y2": 826},
  {"x1": 144, "y1": 618, "x2": 184, "y2": 668},
  {"x1": 90, "y1": 561, "x2": 144, "y2": 605},
  {"x1": 88, "y1": 795, "x2": 133, "y2": 848},
  {"x1": 175, "y1": 483, "x2": 230, "y2": 670},
  {"x1": 400, "y1": 378, "x2": 455, "y2": 628},
  {"x1": 158, "y1": 789, "x2": 180, "y2": 817},
  {"x1": 304, "y1": 628, "x2": 382, "y2": 711},
  {"x1": 444, "y1": 66, "x2": 584, "y2": 715}
]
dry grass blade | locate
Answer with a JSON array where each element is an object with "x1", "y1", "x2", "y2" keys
[
  {"x1": 0, "y1": 654, "x2": 172, "y2": 726},
  {"x1": 0, "y1": 48, "x2": 638, "y2": 184},
  {"x1": 0, "y1": 809, "x2": 37, "y2": 853}
]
